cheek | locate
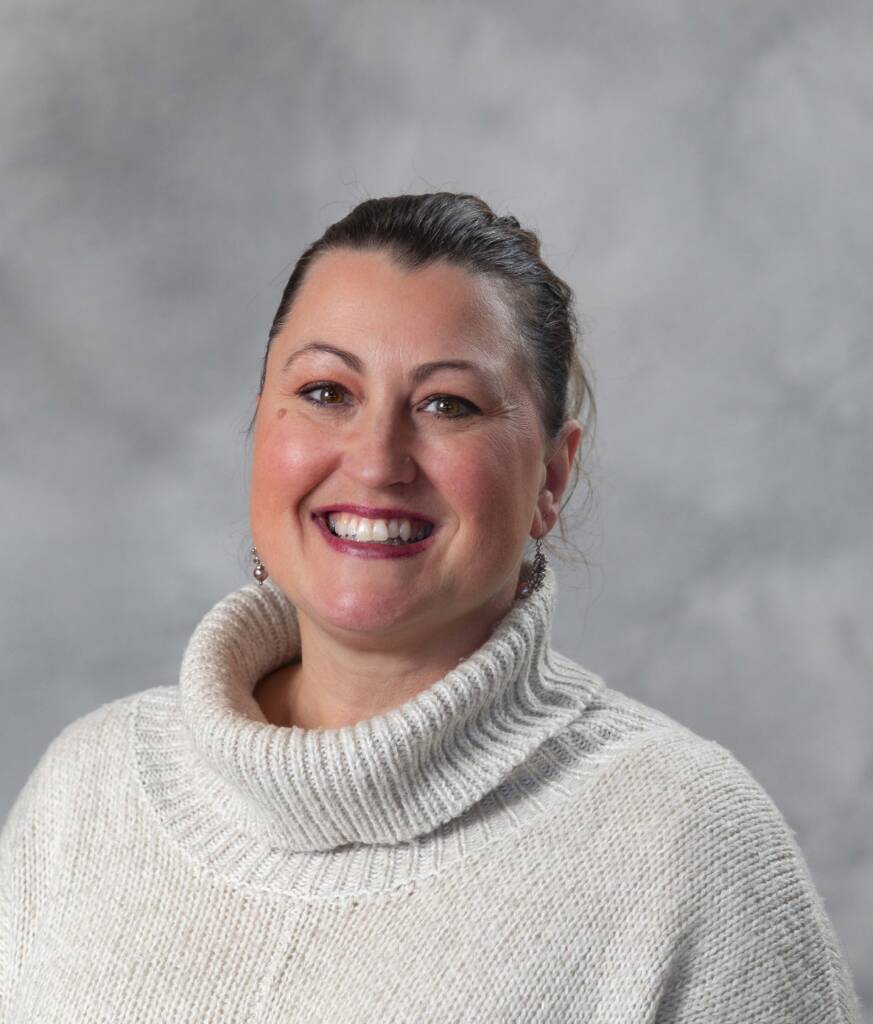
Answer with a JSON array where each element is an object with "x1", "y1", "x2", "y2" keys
[
  {"x1": 436, "y1": 433, "x2": 538, "y2": 530},
  {"x1": 250, "y1": 418, "x2": 334, "y2": 511}
]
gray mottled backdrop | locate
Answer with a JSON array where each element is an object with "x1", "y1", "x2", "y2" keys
[{"x1": 3, "y1": 0, "x2": 871, "y2": 1012}]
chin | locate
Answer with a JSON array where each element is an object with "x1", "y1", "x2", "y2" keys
[{"x1": 306, "y1": 583, "x2": 433, "y2": 636}]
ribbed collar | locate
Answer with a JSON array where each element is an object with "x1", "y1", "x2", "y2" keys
[{"x1": 172, "y1": 562, "x2": 594, "y2": 855}]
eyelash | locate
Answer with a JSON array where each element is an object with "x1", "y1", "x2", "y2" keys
[{"x1": 295, "y1": 383, "x2": 480, "y2": 420}]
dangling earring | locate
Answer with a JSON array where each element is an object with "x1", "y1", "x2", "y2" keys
[
  {"x1": 517, "y1": 536, "x2": 548, "y2": 598},
  {"x1": 251, "y1": 546, "x2": 268, "y2": 585}
]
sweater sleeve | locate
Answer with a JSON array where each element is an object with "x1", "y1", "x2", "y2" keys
[
  {"x1": 0, "y1": 741, "x2": 63, "y2": 1024},
  {"x1": 653, "y1": 741, "x2": 863, "y2": 1024}
]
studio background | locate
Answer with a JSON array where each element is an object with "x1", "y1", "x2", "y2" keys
[{"x1": 3, "y1": 0, "x2": 871, "y2": 1013}]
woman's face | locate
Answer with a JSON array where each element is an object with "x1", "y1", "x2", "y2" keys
[{"x1": 250, "y1": 247, "x2": 579, "y2": 645}]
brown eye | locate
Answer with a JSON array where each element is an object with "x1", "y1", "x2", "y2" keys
[
  {"x1": 423, "y1": 395, "x2": 479, "y2": 419},
  {"x1": 298, "y1": 383, "x2": 350, "y2": 408}
]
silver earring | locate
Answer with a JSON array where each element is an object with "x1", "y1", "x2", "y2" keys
[
  {"x1": 251, "y1": 546, "x2": 268, "y2": 585},
  {"x1": 517, "y1": 536, "x2": 547, "y2": 598}
]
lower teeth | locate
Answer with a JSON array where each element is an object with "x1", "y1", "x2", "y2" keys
[{"x1": 328, "y1": 526, "x2": 418, "y2": 544}]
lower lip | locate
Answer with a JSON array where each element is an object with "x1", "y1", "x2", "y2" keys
[{"x1": 312, "y1": 514, "x2": 437, "y2": 559}]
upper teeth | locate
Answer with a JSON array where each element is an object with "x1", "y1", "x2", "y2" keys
[{"x1": 326, "y1": 513, "x2": 430, "y2": 543}]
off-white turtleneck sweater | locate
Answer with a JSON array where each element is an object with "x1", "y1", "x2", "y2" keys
[{"x1": 0, "y1": 565, "x2": 862, "y2": 1022}]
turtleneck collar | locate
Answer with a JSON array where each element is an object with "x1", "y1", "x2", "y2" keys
[{"x1": 167, "y1": 561, "x2": 599, "y2": 856}]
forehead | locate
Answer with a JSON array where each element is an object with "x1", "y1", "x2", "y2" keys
[{"x1": 276, "y1": 247, "x2": 516, "y2": 365}]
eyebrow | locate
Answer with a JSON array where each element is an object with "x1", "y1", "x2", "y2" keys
[{"x1": 281, "y1": 341, "x2": 500, "y2": 389}]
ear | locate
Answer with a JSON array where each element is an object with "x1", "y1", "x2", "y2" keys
[{"x1": 531, "y1": 419, "x2": 582, "y2": 537}]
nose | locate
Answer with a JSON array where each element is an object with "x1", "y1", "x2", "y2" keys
[{"x1": 340, "y1": 402, "x2": 417, "y2": 489}]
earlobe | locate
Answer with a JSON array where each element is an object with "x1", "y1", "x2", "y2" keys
[
  {"x1": 542, "y1": 499, "x2": 558, "y2": 533},
  {"x1": 541, "y1": 488, "x2": 555, "y2": 526},
  {"x1": 529, "y1": 488, "x2": 556, "y2": 540}
]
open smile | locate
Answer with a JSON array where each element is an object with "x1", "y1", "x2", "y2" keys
[{"x1": 311, "y1": 512, "x2": 437, "y2": 559}]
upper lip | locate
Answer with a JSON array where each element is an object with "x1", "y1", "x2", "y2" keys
[{"x1": 312, "y1": 504, "x2": 435, "y2": 525}]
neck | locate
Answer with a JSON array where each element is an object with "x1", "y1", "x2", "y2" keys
[{"x1": 255, "y1": 580, "x2": 519, "y2": 730}]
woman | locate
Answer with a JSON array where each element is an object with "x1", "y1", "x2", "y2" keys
[{"x1": 0, "y1": 193, "x2": 862, "y2": 1022}]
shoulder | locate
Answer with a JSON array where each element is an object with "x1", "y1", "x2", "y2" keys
[
  {"x1": 588, "y1": 708, "x2": 866, "y2": 1021},
  {"x1": 1, "y1": 685, "x2": 176, "y2": 851},
  {"x1": 578, "y1": 684, "x2": 847, "y2": 949},
  {"x1": 558, "y1": 674, "x2": 803, "y2": 863},
  {"x1": 29, "y1": 684, "x2": 172, "y2": 778},
  {"x1": 554, "y1": 682, "x2": 862, "y2": 993}
]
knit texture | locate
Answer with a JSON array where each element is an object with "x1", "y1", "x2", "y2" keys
[{"x1": 0, "y1": 564, "x2": 863, "y2": 1022}]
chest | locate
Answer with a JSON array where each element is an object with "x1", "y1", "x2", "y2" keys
[{"x1": 10, "y1": 831, "x2": 680, "y2": 1023}]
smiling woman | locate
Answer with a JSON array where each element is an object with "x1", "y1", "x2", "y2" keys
[
  {"x1": 246, "y1": 243, "x2": 584, "y2": 728},
  {"x1": 0, "y1": 193, "x2": 862, "y2": 1022}
]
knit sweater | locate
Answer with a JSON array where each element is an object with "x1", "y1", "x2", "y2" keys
[{"x1": 0, "y1": 564, "x2": 863, "y2": 1023}]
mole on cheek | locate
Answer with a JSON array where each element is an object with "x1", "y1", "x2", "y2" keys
[{"x1": 276, "y1": 408, "x2": 287, "y2": 419}]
